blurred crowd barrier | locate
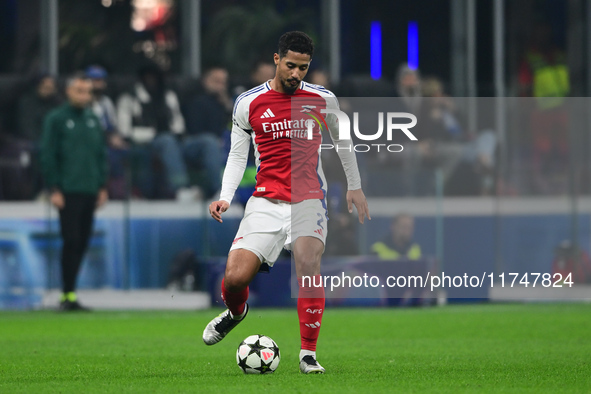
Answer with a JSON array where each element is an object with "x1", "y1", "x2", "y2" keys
[{"x1": 1, "y1": 71, "x2": 590, "y2": 201}]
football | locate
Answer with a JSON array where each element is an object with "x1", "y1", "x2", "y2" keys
[{"x1": 236, "y1": 334, "x2": 281, "y2": 374}]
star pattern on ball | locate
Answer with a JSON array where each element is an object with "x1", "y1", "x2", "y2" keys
[{"x1": 236, "y1": 335, "x2": 281, "y2": 374}]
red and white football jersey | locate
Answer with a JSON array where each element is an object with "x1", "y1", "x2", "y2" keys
[{"x1": 220, "y1": 81, "x2": 360, "y2": 204}]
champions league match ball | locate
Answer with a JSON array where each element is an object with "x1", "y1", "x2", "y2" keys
[{"x1": 236, "y1": 335, "x2": 281, "y2": 374}]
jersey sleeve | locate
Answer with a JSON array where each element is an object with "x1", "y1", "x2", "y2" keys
[
  {"x1": 324, "y1": 95, "x2": 362, "y2": 190},
  {"x1": 218, "y1": 99, "x2": 252, "y2": 204}
]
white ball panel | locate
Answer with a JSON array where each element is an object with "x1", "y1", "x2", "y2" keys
[
  {"x1": 243, "y1": 335, "x2": 260, "y2": 345},
  {"x1": 243, "y1": 367, "x2": 259, "y2": 374},
  {"x1": 270, "y1": 353, "x2": 280, "y2": 371},
  {"x1": 258, "y1": 336, "x2": 274, "y2": 348},
  {"x1": 245, "y1": 353, "x2": 262, "y2": 369},
  {"x1": 238, "y1": 344, "x2": 251, "y2": 359}
]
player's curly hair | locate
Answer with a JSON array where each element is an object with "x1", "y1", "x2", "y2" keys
[{"x1": 278, "y1": 31, "x2": 314, "y2": 59}]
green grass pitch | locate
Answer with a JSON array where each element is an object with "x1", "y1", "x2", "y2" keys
[{"x1": 0, "y1": 303, "x2": 590, "y2": 393}]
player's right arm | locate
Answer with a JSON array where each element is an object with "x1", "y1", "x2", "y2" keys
[{"x1": 209, "y1": 98, "x2": 252, "y2": 223}]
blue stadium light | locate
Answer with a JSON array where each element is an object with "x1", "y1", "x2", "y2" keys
[
  {"x1": 370, "y1": 21, "x2": 382, "y2": 80},
  {"x1": 408, "y1": 21, "x2": 418, "y2": 70}
]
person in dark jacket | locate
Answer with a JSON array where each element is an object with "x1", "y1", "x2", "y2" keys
[
  {"x1": 13, "y1": 75, "x2": 62, "y2": 198},
  {"x1": 40, "y1": 72, "x2": 108, "y2": 311},
  {"x1": 17, "y1": 74, "x2": 62, "y2": 142},
  {"x1": 181, "y1": 67, "x2": 231, "y2": 199}
]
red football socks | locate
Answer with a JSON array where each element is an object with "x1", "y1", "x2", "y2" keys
[
  {"x1": 221, "y1": 277, "x2": 248, "y2": 317},
  {"x1": 297, "y1": 275, "x2": 325, "y2": 351}
]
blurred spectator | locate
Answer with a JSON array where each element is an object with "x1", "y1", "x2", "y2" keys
[
  {"x1": 422, "y1": 77, "x2": 498, "y2": 196},
  {"x1": 232, "y1": 61, "x2": 276, "y2": 98},
  {"x1": 421, "y1": 77, "x2": 463, "y2": 141},
  {"x1": 86, "y1": 65, "x2": 128, "y2": 199},
  {"x1": 446, "y1": 128, "x2": 497, "y2": 196},
  {"x1": 308, "y1": 69, "x2": 330, "y2": 88},
  {"x1": 420, "y1": 76, "x2": 466, "y2": 193},
  {"x1": 86, "y1": 66, "x2": 117, "y2": 135},
  {"x1": 308, "y1": 69, "x2": 343, "y2": 98},
  {"x1": 17, "y1": 75, "x2": 62, "y2": 142},
  {"x1": 518, "y1": 22, "x2": 569, "y2": 104},
  {"x1": 250, "y1": 61, "x2": 276, "y2": 87},
  {"x1": 5, "y1": 75, "x2": 63, "y2": 199},
  {"x1": 40, "y1": 72, "x2": 108, "y2": 311},
  {"x1": 552, "y1": 240, "x2": 591, "y2": 284},
  {"x1": 181, "y1": 67, "x2": 231, "y2": 199},
  {"x1": 518, "y1": 21, "x2": 569, "y2": 194},
  {"x1": 370, "y1": 213, "x2": 422, "y2": 260},
  {"x1": 117, "y1": 64, "x2": 189, "y2": 199},
  {"x1": 394, "y1": 67, "x2": 465, "y2": 195},
  {"x1": 370, "y1": 213, "x2": 435, "y2": 307},
  {"x1": 396, "y1": 65, "x2": 422, "y2": 113}
]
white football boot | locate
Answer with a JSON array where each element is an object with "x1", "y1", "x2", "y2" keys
[
  {"x1": 299, "y1": 355, "x2": 326, "y2": 374},
  {"x1": 202, "y1": 304, "x2": 248, "y2": 345}
]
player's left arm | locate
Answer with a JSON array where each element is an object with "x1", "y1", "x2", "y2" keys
[{"x1": 324, "y1": 95, "x2": 371, "y2": 224}]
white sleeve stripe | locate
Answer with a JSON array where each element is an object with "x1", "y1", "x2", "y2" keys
[
  {"x1": 302, "y1": 82, "x2": 336, "y2": 97},
  {"x1": 233, "y1": 86, "x2": 266, "y2": 115},
  {"x1": 233, "y1": 83, "x2": 271, "y2": 115}
]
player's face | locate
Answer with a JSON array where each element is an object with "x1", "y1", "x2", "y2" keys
[{"x1": 274, "y1": 50, "x2": 311, "y2": 94}]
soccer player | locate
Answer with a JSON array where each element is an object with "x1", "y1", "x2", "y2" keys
[{"x1": 202, "y1": 31, "x2": 370, "y2": 374}]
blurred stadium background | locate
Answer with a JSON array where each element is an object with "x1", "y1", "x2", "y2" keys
[{"x1": 0, "y1": 0, "x2": 591, "y2": 310}]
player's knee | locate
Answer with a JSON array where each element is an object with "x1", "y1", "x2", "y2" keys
[
  {"x1": 296, "y1": 255, "x2": 321, "y2": 276},
  {"x1": 223, "y1": 270, "x2": 250, "y2": 292}
]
